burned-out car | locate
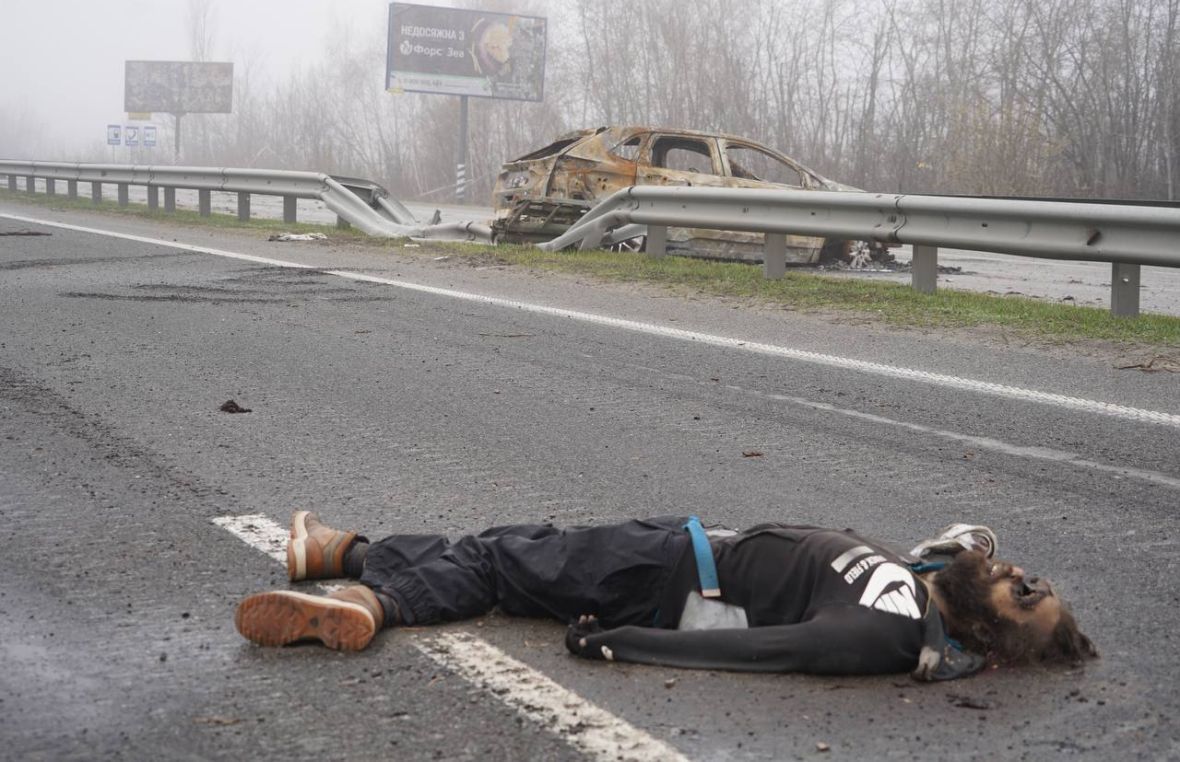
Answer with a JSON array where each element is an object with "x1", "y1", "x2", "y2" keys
[{"x1": 491, "y1": 126, "x2": 881, "y2": 264}]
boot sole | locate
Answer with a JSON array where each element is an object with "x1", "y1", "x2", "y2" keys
[
  {"x1": 288, "y1": 510, "x2": 311, "y2": 581},
  {"x1": 235, "y1": 590, "x2": 375, "y2": 651}
]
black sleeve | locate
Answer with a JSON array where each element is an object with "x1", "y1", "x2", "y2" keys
[{"x1": 570, "y1": 605, "x2": 921, "y2": 675}]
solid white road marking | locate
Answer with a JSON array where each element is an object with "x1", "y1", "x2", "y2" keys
[
  {"x1": 328, "y1": 270, "x2": 1180, "y2": 429},
  {"x1": 751, "y1": 388, "x2": 1180, "y2": 490},
  {"x1": 212, "y1": 513, "x2": 686, "y2": 762},
  {"x1": 4, "y1": 211, "x2": 1177, "y2": 429}
]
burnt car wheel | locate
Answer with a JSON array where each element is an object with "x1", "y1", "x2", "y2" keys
[{"x1": 607, "y1": 235, "x2": 646, "y2": 253}]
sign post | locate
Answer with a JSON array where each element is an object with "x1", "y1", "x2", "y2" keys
[
  {"x1": 457, "y1": 95, "x2": 468, "y2": 203},
  {"x1": 386, "y1": 3, "x2": 547, "y2": 204}
]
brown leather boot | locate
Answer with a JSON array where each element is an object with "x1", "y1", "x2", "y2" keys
[
  {"x1": 287, "y1": 511, "x2": 357, "y2": 582},
  {"x1": 234, "y1": 585, "x2": 384, "y2": 651}
]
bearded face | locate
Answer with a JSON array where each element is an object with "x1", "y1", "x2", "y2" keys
[{"x1": 932, "y1": 551, "x2": 1096, "y2": 665}]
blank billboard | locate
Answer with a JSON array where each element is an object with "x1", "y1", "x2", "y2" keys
[{"x1": 124, "y1": 61, "x2": 234, "y2": 114}]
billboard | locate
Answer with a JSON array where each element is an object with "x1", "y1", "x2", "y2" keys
[
  {"x1": 387, "y1": 3, "x2": 546, "y2": 102},
  {"x1": 124, "y1": 61, "x2": 234, "y2": 114}
]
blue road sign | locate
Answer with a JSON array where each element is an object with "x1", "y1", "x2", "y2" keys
[{"x1": 107, "y1": 124, "x2": 121, "y2": 145}]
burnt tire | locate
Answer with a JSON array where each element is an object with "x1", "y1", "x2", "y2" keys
[{"x1": 607, "y1": 235, "x2": 647, "y2": 254}]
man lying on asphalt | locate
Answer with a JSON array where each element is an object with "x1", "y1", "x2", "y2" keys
[{"x1": 234, "y1": 513, "x2": 1097, "y2": 681}]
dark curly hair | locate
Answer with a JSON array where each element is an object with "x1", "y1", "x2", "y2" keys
[{"x1": 934, "y1": 551, "x2": 1098, "y2": 666}]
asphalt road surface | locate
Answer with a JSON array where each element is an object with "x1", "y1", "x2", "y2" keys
[{"x1": 2, "y1": 198, "x2": 1178, "y2": 761}]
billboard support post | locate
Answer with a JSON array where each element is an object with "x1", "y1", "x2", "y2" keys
[
  {"x1": 457, "y1": 95, "x2": 468, "y2": 204},
  {"x1": 387, "y1": 3, "x2": 547, "y2": 206},
  {"x1": 173, "y1": 113, "x2": 184, "y2": 161},
  {"x1": 124, "y1": 61, "x2": 233, "y2": 162}
]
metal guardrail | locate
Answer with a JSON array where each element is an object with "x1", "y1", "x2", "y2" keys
[
  {"x1": 0, "y1": 160, "x2": 492, "y2": 243},
  {"x1": 4, "y1": 161, "x2": 1178, "y2": 316},
  {"x1": 538, "y1": 186, "x2": 1180, "y2": 317}
]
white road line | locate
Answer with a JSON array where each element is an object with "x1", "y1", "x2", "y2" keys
[
  {"x1": 212, "y1": 513, "x2": 686, "y2": 762},
  {"x1": 746, "y1": 388, "x2": 1180, "y2": 490},
  {"x1": 212, "y1": 514, "x2": 289, "y2": 564},
  {"x1": 6, "y1": 211, "x2": 1178, "y2": 429},
  {"x1": 417, "y1": 632, "x2": 687, "y2": 762}
]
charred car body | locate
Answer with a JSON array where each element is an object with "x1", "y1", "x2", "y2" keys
[{"x1": 491, "y1": 126, "x2": 885, "y2": 265}]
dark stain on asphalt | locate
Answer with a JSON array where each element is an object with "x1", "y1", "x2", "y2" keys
[
  {"x1": 0, "y1": 253, "x2": 198, "y2": 270},
  {"x1": 59, "y1": 291, "x2": 393, "y2": 304},
  {"x1": 219, "y1": 400, "x2": 252, "y2": 414}
]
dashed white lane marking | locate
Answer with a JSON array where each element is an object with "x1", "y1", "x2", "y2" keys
[
  {"x1": 212, "y1": 514, "x2": 289, "y2": 564},
  {"x1": 418, "y1": 632, "x2": 686, "y2": 762},
  {"x1": 212, "y1": 513, "x2": 687, "y2": 762},
  {"x1": 6, "y1": 211, "x2": 1178, "y2": 429}
]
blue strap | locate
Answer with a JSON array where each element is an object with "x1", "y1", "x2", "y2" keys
[
  {"x1": 909, "y1": 561, "x2": 947, "y2": 574},
  {"x1": 684, "y1": 516, "x2": 721, "y2": 598}
]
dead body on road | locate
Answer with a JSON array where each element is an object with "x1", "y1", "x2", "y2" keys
[{"x1": 234, "y1": 513, "x2": 1097, "y2": 681}]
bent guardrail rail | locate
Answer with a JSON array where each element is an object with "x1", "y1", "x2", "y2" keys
[
  {"x1": 5, "y1": 160, "x2": 1178, "y2": 316},
  {"x1": 537, "y1": 186, "x2": 1180, "y2": 317},
  {"x1": 0, "y1": 160, "x2": 492, "y2": 243}
]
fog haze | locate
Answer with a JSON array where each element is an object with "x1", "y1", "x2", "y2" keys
[
  {"x1": 1, "y1": 0, "x2": 1174, "y2": 203},
  {"x1": 0, "y1": 0, "x2": 392, "y2": 156}
]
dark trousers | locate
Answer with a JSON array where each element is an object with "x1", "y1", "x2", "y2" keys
[{"x1": 359, "y1": 516, "x2": 692, "y2": 628}]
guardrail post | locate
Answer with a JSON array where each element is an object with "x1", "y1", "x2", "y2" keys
[
  {"x1": 91, "y1": 182, "x2": 102, "y2": 204},
  {"x1": 1111, "y1": 262, "x2": 1141, "y2": 318},
  {"x1": 147, "y1": 186, "x2": 159, "y2": 211},
  {"x1": 68, "y1": 180, "x2": 78, "y2": 199},
  {"x1": 237, "y1": 192, "x2": 250, "y2": 222},
  {"x1": 25, "y1": 176, "x2": 36, "y2": 194},
  {"x1": 164, "y1": 187, "x2": 176, "y2": 213},
  {"x1": 6, "y1": 175, "x2": 15, "y2": 192},
  {"x1": 283, "y1": 196, "x2": 297, "y2": 224},
  {"x1": 46, "y1": 179, "x2": 56, "y2": 196},
  {"x1": 336, "y1": 216, "x2": 350, "y2": 230},
  {"x1": 117, "y1": 183, "x2": 129, "y2": 207},
  {"x1": 198, "y1": 189, "x2": 211, "y2": 217},
  {"x1": 646, "y1": 225, "x2": 667, "y2": 258},
  {"x1": 912, "y1": 244, "x2": 938, "y2": 294},
  {"x1": 764, "y1": 233, "x2": 787, "y2": 279}
]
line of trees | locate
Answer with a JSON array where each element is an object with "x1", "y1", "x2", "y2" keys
[{"x1": 68, "y1": 0, "x2": 1180, "y2": 201}]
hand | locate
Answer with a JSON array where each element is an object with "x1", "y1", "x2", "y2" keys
[{"x1": 565, "y1": 614, "x2": 608, "y2": 659}]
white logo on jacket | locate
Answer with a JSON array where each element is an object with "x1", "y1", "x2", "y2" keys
[{"x1": 830, "y1": 544, "x2": 922, "y2": 620}]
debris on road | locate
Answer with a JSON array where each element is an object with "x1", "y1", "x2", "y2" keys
[
  {"x1": 947, "y1": 693, "x2": 992, "y2": 710},
  {"x1": 1118, "y1": 356, "x2": 1179, "y2": 373},
  {"x1": 816, "y1": 741, "x2": 831, "y2": 752},
  {"x1": 219, "y1": 400, "x2": 252, "y2": 414},
  {"x1": 267, "y1": 232, "x2": 327, "y2": 242},
  {"x1": 742, "y1": 450, "x2": 764, "y2": 458},
  {"x1": 193, "y1": 715, "x2": 243, "y2": 726}
]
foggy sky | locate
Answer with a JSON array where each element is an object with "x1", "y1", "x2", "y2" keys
[{"x1": 0, "y1": 0, "x2": 404, "y2": 156}]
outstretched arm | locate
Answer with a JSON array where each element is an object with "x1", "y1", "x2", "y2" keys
[{"x1": 566, "y1": 607, "x2": 921, "y2": 675}]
